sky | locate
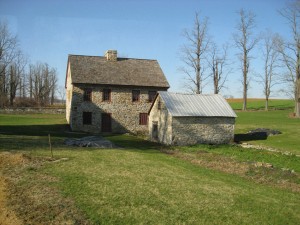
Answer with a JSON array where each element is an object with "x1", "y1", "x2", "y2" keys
[{"x1": 0, "y1": 0, "x2": 292, "y2": 98}]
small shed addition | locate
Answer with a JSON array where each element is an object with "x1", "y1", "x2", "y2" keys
[{"x1": 148, "y1": 92, "x2": 237, "y2": 145}]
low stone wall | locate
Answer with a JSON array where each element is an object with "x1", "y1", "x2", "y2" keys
[
  {"x1": 0, "y1": 107, "x2": 65, "y2": 114},
  {"x1": 172, "y1": 117, "x2": 235, "y2": 145}
]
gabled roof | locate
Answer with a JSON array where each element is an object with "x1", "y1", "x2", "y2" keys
[
  {"x1": 67, "y1": 55, "x2": 170, "y2": 88},
  {"x1": 156, "y1": 92, "x2": 237, "y2": 117}
]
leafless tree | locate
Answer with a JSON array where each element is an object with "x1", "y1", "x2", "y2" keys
[
  {"x1": 207, "y1": 43, "x2": 231, "y2": 94},
  {"x1": 179, "y1": 12, "x2": 210, "y2": 94},
  {"x1": 0, "y1": 20, "x2": 18, "y2": 106},
  {"x1": 8, "y1": 50, "x2": 27, "y2": 106},
  {"x1": 57, "y1": 85, "x2": 66, "y2": 103},
  {"x1": 233, "y1": 9, "x2": 260, "y2": 111},
  {"x1": 277, "y1": 0, "x2": 300, "y2": 117},
  {"x1": 256, "y1": 32, "x2": 281, "y2": 111},
  {"x1": 28, "y1": 62, "x2": 58, "y2": 106}
]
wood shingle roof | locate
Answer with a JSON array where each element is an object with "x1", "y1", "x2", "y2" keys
[{"x1": 67, "y1": 55, "x2": 170, "y2": 88}]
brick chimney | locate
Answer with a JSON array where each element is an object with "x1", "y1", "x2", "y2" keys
[{"x1": 105, "y1": 50, "x2": 117, "y2": 61}]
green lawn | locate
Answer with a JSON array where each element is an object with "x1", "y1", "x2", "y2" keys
[
  {"x1": 227, "y1": 98, "x2": 294, "y2": 110},
  {"x1": 235, "y1": 110, "x2": 300, "y2": 154},
  {"x1": 0, "y1": 112, "x2": 300, "y2": 224}
]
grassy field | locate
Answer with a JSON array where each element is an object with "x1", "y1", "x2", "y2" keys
[
  {"x1": 227, "y1": 98, "x2": 294, "y2": 110},
  {"x1": 0, "y1": 108, "x2": 300, "y2": 224}
]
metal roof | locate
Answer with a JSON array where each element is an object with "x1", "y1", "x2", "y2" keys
[{"x1": 158, "y1": 92, "x2": 237, "y2": 117}]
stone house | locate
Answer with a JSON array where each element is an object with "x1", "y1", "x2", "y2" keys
[
  {"x1": 148, "y1": 92, "x2": 237, "y2": 145},
  {"x1": 65, "y1": 50, "x2": 169, "y2": 134}
]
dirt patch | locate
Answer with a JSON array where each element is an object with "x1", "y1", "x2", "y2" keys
[
  {"x1": 166, "y1": 150, "x2": 300, "y2": 193},
  {"x1": 0, "y1": 152, "x2": 90, "y2": 225},
  {"x1": 0, "y1": 152, "x2": 25, "y2": 225}
]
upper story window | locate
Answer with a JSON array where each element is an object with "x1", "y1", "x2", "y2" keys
[
  {"x1": 103, "y1": 89, "x2": 111, "y2": 102},
  {"x1": 83, "y1": 88, "x2": 92, "y2": 101},
  {"x1": 132, "y1": 90, "x2": 140, "y2": 102},
  {"x1": 148, "y1": 91, "x2": 157, "y2": 103}
]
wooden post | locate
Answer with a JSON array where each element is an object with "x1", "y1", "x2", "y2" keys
[{"x1": 48, "y1": 134, "x2": 53, "y2": 158}]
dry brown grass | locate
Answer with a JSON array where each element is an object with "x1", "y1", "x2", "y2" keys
[
  {"x1": 0, "y1": 152, "x2": 91, "y2": 225},
  {"x1": 0, "y1": 152, "x2": 29, "y2": 225},
  {"x1": 166, "y1": 149, "x2": 300, "y2": 193}
]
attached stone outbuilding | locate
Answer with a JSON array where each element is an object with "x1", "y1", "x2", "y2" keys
[{"x1": 148, "y1": 92, "x2": 237, "y2": 145}]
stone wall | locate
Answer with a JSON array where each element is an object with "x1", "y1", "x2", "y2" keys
[
  {"x1": 0, "y1": 107, "x2": 65, "y2": 114},
  {"x1": 172, "y1": 117, "x2": 235, "y2": 145},
  {"x1": 70, "y1": 84, "x2": 167, "y2": 134},
  {"x1": 148, "y1": 95, "x2": 173, "y2": 144}
]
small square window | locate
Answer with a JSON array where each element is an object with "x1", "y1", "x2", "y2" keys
[
  {"x1": 103, "y1": 89, "x2": 111, "y2": 102},
  {"x1": 148, "y1": 91, "x2": 157, "y2": 102},
  {"x1": 139, "y1": 113, "x2": 148, "y2": 125},
  {"x1": 83, "y1": 112, "x2": 92, "y2": 125},
  {"x1": 132, "y1": 90, "x2": 140, "y2": 102},
  {"x1": 83, "y1": 89, "x2": 92, "y2": 101}
]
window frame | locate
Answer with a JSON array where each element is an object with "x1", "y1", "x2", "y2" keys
[
  {"x1": 148, "y1": 91, "x2": 157, "y2": 103},
  {"x1": 132, "y1": 90, "x2": 140, "y2": 102},
  {"x1": 102, "y1": 88, "x2": 111, "y2": 102},
  {"x1": 82, "y1": 111, "x2": 92, "y2": 125},
  {"x1": 83, "y1": 88, "x2": 92, "y2": 102},
  {"x1": 139, "y1": 113, "x2": 148, "y2": 125}
]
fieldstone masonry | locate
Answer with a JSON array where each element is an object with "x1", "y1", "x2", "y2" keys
[
  {"x1": 172, "y1": 117, "x2": 235, "y2": 145},
  {"x1": 69, "y1": 84, "x2": 166, "y2": 134}
]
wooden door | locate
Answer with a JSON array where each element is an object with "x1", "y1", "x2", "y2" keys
[{"x1": 101, "y1": 113, "x2": 112, "y2": 132}]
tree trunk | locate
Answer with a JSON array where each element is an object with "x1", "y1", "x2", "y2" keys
[
  {"x1": 265, "y1": 98, "x2": 269, "y2": 111},
  {"x1": 296, "y1": 38, "x2": 300, "y2": 117},
  {"x1": 296, "y1": 79, "x2": 300, "y2": 117}
]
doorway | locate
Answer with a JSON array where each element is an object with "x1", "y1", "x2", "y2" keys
[
  {"x1": 152, "y1": 121, "x2": 158, "y2": 140},
  {"x1": 101, "y1": 113, "x2": 112, "y2": 132}
]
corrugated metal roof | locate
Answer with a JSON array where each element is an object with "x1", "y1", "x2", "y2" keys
[{"x1": 159, "y1": 92, "x2": 237, "y2": 117}]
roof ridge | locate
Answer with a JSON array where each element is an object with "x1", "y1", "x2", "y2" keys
[
  {"x1": 68, "y1": 54, "x2": 158, "y2": 61},
  {"x1": 160, "y1": 91, "x2": 221, "y2": 97}
]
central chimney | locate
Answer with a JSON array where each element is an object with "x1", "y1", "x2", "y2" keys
[{"x1": 105, "y1": 50, "x2": 117, "y2": 61}]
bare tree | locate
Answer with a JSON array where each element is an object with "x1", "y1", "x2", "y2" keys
[
  {"x1": 277, "y1": 0, "x2": 300, "y2": 117},
  {"x1": 8, "y1": 50, "x2": 27, "y2": 106},
  {"x1": 28, "y1": 62, "x2": 58, "y2": 106},
  {"x1": 57, "y1": 85, "x2": 66, "y2": 104},
  {"x1": 234, "y1": 9, "x2": 260, "y2": 111},
  {"x1": 256, "y1": 32, "x2": 281, "y2": 111},
  {"x1": 179, "y1": 12, "x2": 210, "y2": 94},
  {"x1": 0, "y1": 20, "x2": 18, "y2": 106},
  {"x1": 208, "y1": 43, "x2": 231, "y2": 94}
]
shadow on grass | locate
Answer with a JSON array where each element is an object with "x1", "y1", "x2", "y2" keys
[
  {"x1": 106, "y1": 135, "x2": 163, "y2": 151},
  {"x1": 0, "y1": 124, "x2": 89, "y2": 152},
  {"x1": 0, "y1": 124, "x2": 163, "y2": 152},
  {"x1": 234, "y1": 132, "x2": 268, "y2": 143}
]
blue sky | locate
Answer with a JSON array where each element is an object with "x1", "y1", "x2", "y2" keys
[{"x1": 0, "y1": 0, "x2": 291, "y2": 98}]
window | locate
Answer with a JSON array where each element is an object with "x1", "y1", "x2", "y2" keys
[
  {"x1": 83, "y1": 88, "x2": 92, "y2": 101},
  {"x1": 132, "y1": 90, "x2": 140, "y2": 102},
  {"x1": 148, "y1": 91, "x2": 157, "y2": 102},
  {"x1": 102, "y1": 89, "x2": 111, "y2": 102},
  {"x1": 83, "y1": 112, "x2": 92, "y2": 125},
  {"x1": 139, "y1": 113, "x2": 148, "y2": 125}
]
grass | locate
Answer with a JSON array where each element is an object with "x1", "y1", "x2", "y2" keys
[
  {"x1": 0, "y1": 111, "x2": 300, "y2": 224},
  {"x1": 227, "y1": 98, "x2": 294, "y2": 110},
  {"x1": 235, "y1": 110, "x2": 300, "y2": 154}
]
